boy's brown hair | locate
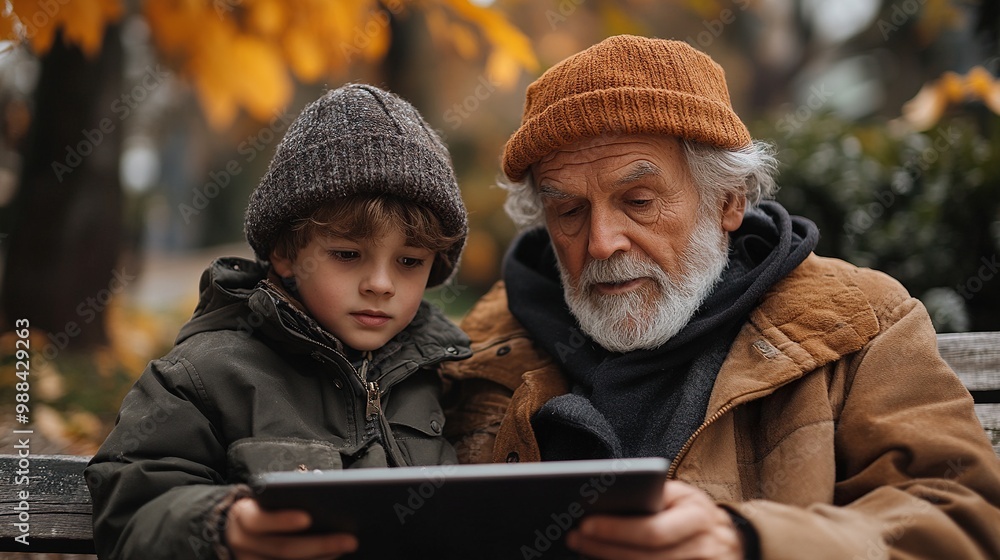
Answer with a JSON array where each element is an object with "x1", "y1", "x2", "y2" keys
[{"x1": 272, "y1": 195, "x2": 463, "y2": 284}]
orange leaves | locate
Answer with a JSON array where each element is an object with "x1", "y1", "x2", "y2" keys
[
  {"x1": 283, "y1": 32, "x2": 326, "y2": 83},
  {"x1": 965, "y1": 66, "x2": 1000, "y2": 113},
  {"x1": 678, "y1": 0, "x2": 726, "y2": 21},
  {"x1": 324, "y1": 0, "x2": 392, "y2": 68},
  {"x1": 246, "y1": 0, "x2": 285, "y2": 37},
  {"x1": 58, "y1": 0, "x2": 124, "y2": 55},
  {"x1": 427, "y1": 0, "x2": 537, "y2": 93},
  {"x1": 4, "y1": 0, "x2": 124, "y2": 57},
  {"x1": 145, "y1": 0, "x2": 293, "y2": 128},
  {"x1": 149, "y1": 0, "x2": 536, "y2": 128},
  {"x1": 0, "y1": 6, "x2": 14, "y2": 44},
  {"x1": 899, "y1": 67, "x2": 1000, "y2": 131},
  {"x1": 912, "y1": 0, "x2": 962, "y2": 47},
  {"x1": 194, "y1": 29, "x2": 292, "y2": 128},
  {"x1": 900, "y1": 82, "x2": 948, "y2": 132},
  {"x1": 440, "y1": 0, "x2": 537, "y2": 88},
  {"x1": 3, "y1": 0, "x2": 537, "y2": 130}
]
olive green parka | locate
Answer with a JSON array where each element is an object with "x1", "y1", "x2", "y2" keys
[{"x1": 86, "y1": 257, "x2": 471, "y2": 560}]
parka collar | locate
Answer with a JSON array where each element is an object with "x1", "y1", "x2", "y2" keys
[{"x1": 177, "y1": 257, "x2": 471, "y2": 377}]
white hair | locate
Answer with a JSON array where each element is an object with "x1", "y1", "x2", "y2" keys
[{"x1": 500, "y1": 139, "x2": 779, "y2": 230}]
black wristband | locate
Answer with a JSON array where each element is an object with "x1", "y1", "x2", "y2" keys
[{"x1": 726, "y1": 509, "x2": 762, "y2": 560}]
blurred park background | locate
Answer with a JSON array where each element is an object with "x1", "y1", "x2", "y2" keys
[{"x1": 0, "y1": 0, "x2": 998, "y2": 454}]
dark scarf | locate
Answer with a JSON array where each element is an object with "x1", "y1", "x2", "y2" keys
[{"x1": 503, "y1": 201, "x2": 819, "y2": 461}]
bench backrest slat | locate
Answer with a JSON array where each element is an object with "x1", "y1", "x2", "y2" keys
[
  {"x1": 0, "y1": 455, "x2": 94, "y2": 554},
  {"x1": 1, "y1": 332, "x2": 998, "y2": 554},
  {"x1": 938, "y1": 332, "x2": 1000, "y2": 392},
  {"x1": 939, "y1": 332, "x2": 1000, "y2": 456},
  {"x1": 974, "y1": 403, "x2": 1000, "y2": 457}
]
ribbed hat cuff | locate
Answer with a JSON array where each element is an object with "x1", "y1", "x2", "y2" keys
[{"x1": 502, "y1": 87, "x2": 752, "y2": 181}]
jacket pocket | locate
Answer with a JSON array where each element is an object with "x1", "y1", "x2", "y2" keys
[
  {"x1": 226, "y1": 437, "x2": 345, "y2": 483},
  {"x1": 384, "y1": 377, "x2": 457, "y2": 466}
]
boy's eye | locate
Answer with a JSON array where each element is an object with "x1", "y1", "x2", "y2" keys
[
  {"x1": 399, "y1": 257, "x2": 426, "y2": 268},
  {"x1": 329, "y1": 250, "x2": 359, "y2": 261}
]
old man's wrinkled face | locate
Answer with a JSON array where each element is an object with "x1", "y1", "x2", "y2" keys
[{"x1": 532, "y1": 135, "x2": 745, "y2": 352}]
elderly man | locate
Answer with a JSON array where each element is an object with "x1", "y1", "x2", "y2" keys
[{"x1": 442, "y1": 35, "x2": 1000, "y2": 559}]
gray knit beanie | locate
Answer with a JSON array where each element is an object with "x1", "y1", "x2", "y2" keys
[{"x1": 245, "y1": 83, "x2": 467, "y2": 287}]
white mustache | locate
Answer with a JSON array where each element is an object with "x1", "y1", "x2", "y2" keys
[{"x1": 578, "y1": 253, "x2": 666, "y2": 291}]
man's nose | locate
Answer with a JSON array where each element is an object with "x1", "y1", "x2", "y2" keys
[{"x1": 587, "y1": 207, "x2": 630, "y2": 260}]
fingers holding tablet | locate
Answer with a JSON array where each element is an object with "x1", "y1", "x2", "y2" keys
[
  {"x1": 565, "y1": 481, "x2": 744, "y2": 560},
  {"x1": 226, "y1": 498, "x2": 359, "y2": 560}
]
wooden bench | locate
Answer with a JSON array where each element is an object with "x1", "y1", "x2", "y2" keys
[{"x1": 2, "y1": 332, "x2": 999, "y2": 555}]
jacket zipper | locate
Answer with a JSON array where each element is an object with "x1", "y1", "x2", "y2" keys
[
  {"x1": 356, "y1": 352, "x2": 395, "y2": 465},
  {"x1": 358, "y1": 353, "x2": 381, "y2": 422},
  {"x1": 261, "y1": 283, "x2": 381, "y2": 417},
  {"x1": 365, "y1": 380, "x2": 380, "y2": 418},
  {"x1": 309, "y1": 343, "x2": 394, "y2": 464},
  {"x1": 667, "y1": 402, "x2": 737, "y2": 479}
]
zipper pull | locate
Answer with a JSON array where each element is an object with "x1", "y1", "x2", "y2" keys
[
  {"x1": 359, "y1": 354, "x2": 370, "y2": 381},
  {"x1": 365, "y1": 381, "x2": 380, "y2": 418}
]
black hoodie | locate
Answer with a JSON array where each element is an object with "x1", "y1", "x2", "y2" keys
[{"x1": 504, "y1": 201, "x2": 819, "y2": 461}]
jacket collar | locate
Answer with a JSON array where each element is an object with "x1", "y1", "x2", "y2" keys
[
  {"x1": 248, "y1": 274, "x2": 472, "y2": 379},
  {"x1": 180, "y1": 256, "x2": 471, "y2": 378},
  {"x1": 705, "y1": 253, "x2": 880, "y2": 414},
  {"x1": 462, "y1": 253, "x2": 880, "y2": 410}
]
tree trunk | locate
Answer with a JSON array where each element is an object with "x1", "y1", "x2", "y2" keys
[{"x1": 1, "y1": 27, "x2": 124, "y2": 351}]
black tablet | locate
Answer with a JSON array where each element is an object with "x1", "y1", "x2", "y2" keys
[{"x1": 252, "y1": 457, "x2": 669, "y2": 559}]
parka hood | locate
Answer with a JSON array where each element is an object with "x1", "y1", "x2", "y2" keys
[{"x1": 176, "y1": 257, "x2": 268, "y2": 344}]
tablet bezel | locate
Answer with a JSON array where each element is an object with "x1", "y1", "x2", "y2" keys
[{"x1": 251, "y1": 457, "x2": 669, "y2": 558}]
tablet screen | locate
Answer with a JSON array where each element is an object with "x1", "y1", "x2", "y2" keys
[{"x1": 252, "y1": 457, "x2": 668, "y2": 559}]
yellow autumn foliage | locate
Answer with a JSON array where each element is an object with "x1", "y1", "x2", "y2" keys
[
  {"x1": 6, "y1": 0, "x2": 124, "y2": 57},
  {"x1": 2, "y1": 0, "x2": 536, "y2": 129},
  {"x1": 442, "y1": 0, "x2": 537, "y2": 89},
  {"x1": 0, "y1": 7, "x2": 14, "y2": 45},
  {"x1": 900, "y1": 66, "x2": 1000, "y2": 131},
  {"x1": 914, "y1": 0, "x2": 962, "y2": 46},
  {"x1": 677, "y1": 0, "x2": 725, "y2": 21}
]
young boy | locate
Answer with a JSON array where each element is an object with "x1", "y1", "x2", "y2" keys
[{"x1": 85, "y1": 84, "x2": 471, "y2": 560}]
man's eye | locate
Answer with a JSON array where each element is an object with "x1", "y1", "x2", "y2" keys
[
  {"x1": 559, "y1": 205, "x2": 584, "y2": 218},
  {"x1": 629, "y1": 199, "x2": 654, "y2": 208},
  {"x1": 329, "y1": 250, "x2": 359, "y2": 261},
  {"x1": 399, "y1": 257, "x2": 425, "y2": 268}
]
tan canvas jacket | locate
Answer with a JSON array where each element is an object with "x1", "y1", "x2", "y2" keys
[{"x1": 442, "y1": 253, "x2": 1000, "y2": 559}]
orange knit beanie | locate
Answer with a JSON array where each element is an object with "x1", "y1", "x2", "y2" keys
[{"x1": 502, "y1": 35, "x2": 752, "y2": 181}]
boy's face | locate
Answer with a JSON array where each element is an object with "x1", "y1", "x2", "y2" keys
[{"x1": 270, "y1": 226, "x2": 434, "y2": 352}]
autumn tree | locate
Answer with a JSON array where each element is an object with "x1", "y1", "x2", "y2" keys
[{"x1": 0, "y1": 0, "x2": 536, "y2": 349}]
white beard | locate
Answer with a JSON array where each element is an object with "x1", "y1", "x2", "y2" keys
[{"x1": 558, "y1": 212, "x2": 730, "y2": 353}]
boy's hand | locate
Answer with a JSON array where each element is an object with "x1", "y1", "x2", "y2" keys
[
  {"x1": 226, "y1": 498, "x2": 359, "y2": 560},
  {"x1": 565, "y1": 480, "x2": 744, "y2": 560}
]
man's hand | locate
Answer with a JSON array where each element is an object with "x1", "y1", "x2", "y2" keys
[
  {"x1": 226, "y1": 498, "x2": 358, "y2": 560},
  {"x1": 565, "y1": 480, "x2": 745, "y2": 560}
]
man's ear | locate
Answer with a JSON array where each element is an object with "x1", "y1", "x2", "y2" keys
[
  {"x1": 270, "y1": 249, "x2": 294, "y2": 278},
  {"x1": 721, "y1": 192, "x2": 746, "y2": 232}
]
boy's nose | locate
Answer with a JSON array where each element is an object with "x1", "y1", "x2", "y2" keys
[{"x1": 361, "y1": 265, "x2": 395, "y2": 297}]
